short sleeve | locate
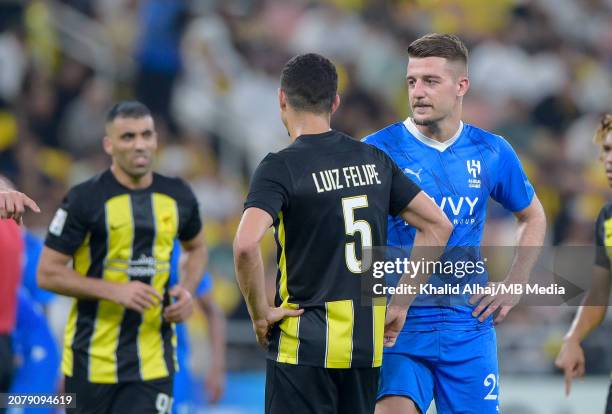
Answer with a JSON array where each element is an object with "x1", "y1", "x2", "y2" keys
[
  {"x1": 44, "y1": 186, "x2": 89, "y2": 255},
  {"x1": 177, "y1": 182, "x2": 202, "y2": 241},
  {"x1": 491, "y1": 138, "x2": 535, "y2": 212},
  {"x1": 594, "y1": 207, "x2": 611, "y2": 269},
  {"x1": 244, "y1": 153, "x2": 292, "y2": 221},
  {"x1": 387, "y1": 154, "x2": 421, "y2": 217}
]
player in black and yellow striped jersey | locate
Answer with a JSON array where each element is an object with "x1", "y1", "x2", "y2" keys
[
  {"x1": 556, "y1": 114, "x2": 612, "y2": 413},
  {"x1": 38, "y1": 101, "x2": 207, "y2": 414},
  {"x1": 233, "y1": 54, "x2": 452, "y2": 414}
]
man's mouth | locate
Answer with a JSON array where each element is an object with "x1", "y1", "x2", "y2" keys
[
  {"x1": 133, "y1": 155, "x2": 149, "y2": 165},
  {"x1": 413, "y1": 105, "x2": 432, "y2": 113}
]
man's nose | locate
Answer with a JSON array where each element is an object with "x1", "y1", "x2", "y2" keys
[
  {"x1": 133, "y1": 136, "x2": 147, "y2": 149},
  {"x1": 412, "y1": 80, "x2": 426, "y2": 98}
]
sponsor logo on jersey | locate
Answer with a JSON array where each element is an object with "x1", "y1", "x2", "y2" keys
[
  {"x1": 49, "y1": 208, "x2": 68, "y2": 236},
  {"x1": 404, "y1": 195, "x2": 479, "y2": 226},
  {"x1": 433, "y1": 195, "x2": 479, "y2": 225},
  {"x1": 105, "y1": 255, "x2": 170, "y2": 279}
]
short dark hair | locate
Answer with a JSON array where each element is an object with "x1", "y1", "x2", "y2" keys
[
  {"x1": 407, "y1": 33, "x2": 468, "y2": 65},
  {"x1": 106, "y1": 101, "x2": 151, "y2": 123},
  {"x1": 280, "y1": 53, "x2": 338, "y2": 114}
]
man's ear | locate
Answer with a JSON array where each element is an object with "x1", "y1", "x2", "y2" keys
[
  {"x1": 331, "y1": 94, "x2": 341, "y2": 115},
  {"x1": 279, "y1": 88, "x2": 287, "y2": 110},
  {"x1": 102, "y1": 136, "x2": 112, "y2": 156},
  {"x1": 457, "y1": 76, "x2": 470, "y2": 97}
]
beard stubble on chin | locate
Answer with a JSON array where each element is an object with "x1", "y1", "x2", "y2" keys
[{"x1": 413, "y1": 115, "x2": 443, "y2": 136}]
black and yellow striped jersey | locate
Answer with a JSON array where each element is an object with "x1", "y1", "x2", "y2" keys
[
  {"x1": 44, "y1": 169, "x2": 201, "y2": 383},
  {"x1": 595, "y1": 202, "x2": 612, "y2": 271},
  {"x1": 245, "y1": 130, "x2": 421, "y2": 368},
  {"x1": 594, "y1": 203, "x2": 612, "y2": 381}
]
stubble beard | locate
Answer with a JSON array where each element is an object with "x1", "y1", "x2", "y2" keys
[{"x1": 413, "y1": 113, "x2": 444, "y2": 136}]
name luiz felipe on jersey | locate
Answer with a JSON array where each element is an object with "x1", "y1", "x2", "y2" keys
[{"x1": 312, "y1": 163, "x2": 382, "y2": 193}]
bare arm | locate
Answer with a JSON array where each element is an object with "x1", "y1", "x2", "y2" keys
[
  {"x1": 505, "y1": 195, "x2": 547, "y2": 283},
  {"x1": 233, "y1": 207, "x2": 303, "y2": 348},
  {"x1": 555, "y1": 265, "x2": 610, "y2": 395},
  {"x1": 179, "y1": 229, "x2": 208, "y2": 295},
  {"x1": 393, "y1": 191, "x2": 454, "y2": 306},
  {"x1": 234, "y1": 208, "x2": 275, "y2": 321},
  {"x1": 38, "y1": 247, "x2": 118, "y2": 301},
  {"x1": 471, "y1": 196, "x2": 547, "y2": 323},
  {"x1": 197, "y1": 292, "x2": 226, "y2": 403},
  {"x1": 38, "y1": 246, "x2": 161, "y2": 312},
  {"x1": 163, "y1": 229, "x2": 208, "y2": 323},
  {"x1": 564, "y1": 267, "x2": 610, "y2": 341}
]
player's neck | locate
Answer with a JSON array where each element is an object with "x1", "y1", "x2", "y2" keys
[
  {"x1": 414, "y1": 114, "x2": 462, "y2": 143},
  {"x1": 286, "y1": 113, "x2": 332, "y2": 142},
  {"x1": 111, "y1": 165, "x2": 153, "y2": 190}
]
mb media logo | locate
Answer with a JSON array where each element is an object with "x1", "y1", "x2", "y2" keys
[
  {"x1": 466, "y1": 160, "x2": 480, "y2": 179},
  {"x1": 466, "y1": 160, "x2": 482, "y2": 189}
]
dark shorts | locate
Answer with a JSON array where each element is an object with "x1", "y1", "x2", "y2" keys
[
  {"x1": 65, "y1": 375, "x2": 173, "y2": 414},
  {"x1": 265, "y1": 360, "x2": 379, "y2": 414}
]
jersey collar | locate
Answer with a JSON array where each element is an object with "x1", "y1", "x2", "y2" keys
[{"x1": 402, "y1": 117, "x2": 464, "y2": 152}]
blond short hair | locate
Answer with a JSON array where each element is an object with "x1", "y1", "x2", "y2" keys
[{"x1": 594, "y1": 114, "x2": 612, "y2": 147}]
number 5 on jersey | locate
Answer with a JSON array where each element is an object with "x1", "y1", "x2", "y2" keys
[{"x1": 342, "y1": 195, "x2": 372, "y2": 273}]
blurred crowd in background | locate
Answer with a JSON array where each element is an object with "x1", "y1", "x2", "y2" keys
[{"x1": 0, "y1": 0, "x2": 611, "y2": 387}]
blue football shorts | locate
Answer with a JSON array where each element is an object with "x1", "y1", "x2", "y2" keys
[{"x1": 378, "y1": 327, "x2": 500, "y2": 414}]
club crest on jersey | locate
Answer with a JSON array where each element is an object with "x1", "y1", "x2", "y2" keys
[{"x1": 466, "y1": 160, "x2": 481, "y2": 189}]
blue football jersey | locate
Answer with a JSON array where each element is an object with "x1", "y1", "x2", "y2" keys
[
  {"x1": 22, "y1": 230, "x2": 55, "y2": 306},
  {"x1": 364, "y1": 118, "x2": 534, "y2": 330},
  {"x1": 10, "y1": 290, "x2": 60, "y2": 414}
]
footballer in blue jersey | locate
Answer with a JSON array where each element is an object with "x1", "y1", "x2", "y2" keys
[
  {"x1": 8, "y1": 231, "x2": 59, "y2": 414},
  {"x1": 169, "y1": 240, "x2": 226, "y2": 414},
  {"x1": 9, "y1": 290, "x2": 60, "y2": 414},
  {"x1": 364, "y1": 34, "x2": 546, "y2": 414},
  {"x1": 22, "y1": 230, "x2": 55, "y2": 306}
]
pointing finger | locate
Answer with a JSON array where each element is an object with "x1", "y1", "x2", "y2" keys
[
  {"x1": 564, "y1": 369, "x2": 572, "y2": 396},
  {"x1": 19, "y1": 193, "x2": 40, "y2": 213}
]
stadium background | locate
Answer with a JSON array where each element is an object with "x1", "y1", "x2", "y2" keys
[{"x1": 0, "y1": 0, "x2": 610, "y2": 412}]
